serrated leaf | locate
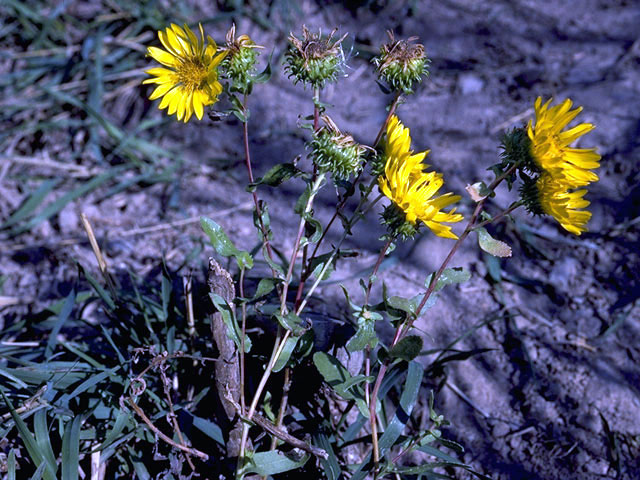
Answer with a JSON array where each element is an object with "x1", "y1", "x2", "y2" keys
[
  {"x1": 346, "y1": 314, "x2": 378, "y2": 352},
  {"x1": 200, "y1": 217, "x2": 253, "y2": 270},
  {"x1": 389, "y1": 335, "x2": 423, "y2": 362},
  {"x1": 252, "y1": 278, "x2": 277, "y2": 300},
  {"x1": 477, "y1": 227, "x2": 512, "y2": 257},
  {"x1": 248, "y1": 163, "x2": 300, "y2": 191},
  {"x1": 253, "y1": 53, "x2": 273, "y2": 83},
  {"x1": 275, "y1": 312, "x2": 310, "y2": 336},
  {"x1": 309, "y1": 252, "x2": 335, "y2": 281},
  {"x1": 312, "y1": 352, "x2": 369, "y2": 417},
  {"x1": 425, "y1": 267, "x2": 471, "y2": 292},
  {"x1": 465, "y1": 182, "x2": 489, "y2": 202}
]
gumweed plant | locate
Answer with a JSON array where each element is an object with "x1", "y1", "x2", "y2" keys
[{"x1": 139, "y1": 22, "x2": 601, "y2": 479}]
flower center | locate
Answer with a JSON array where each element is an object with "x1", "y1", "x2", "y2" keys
[{"x1": 176, "y1": 59, "x2": 208, "y2": 92}]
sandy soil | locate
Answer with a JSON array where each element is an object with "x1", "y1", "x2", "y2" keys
[{"x1": 2, "y1": 1, "x2": 640, "y2": 479}]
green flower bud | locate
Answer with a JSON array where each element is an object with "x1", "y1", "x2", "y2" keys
[
  {"x1": 285, "y1": 26, "x2": 347, "y2": 89},
  {"x1": 309, "y1": 116, "x2": 365, "y2": 180},
  {"x1": 220, "y1": 23, "x2": 263, "y2": 92},
  {"x1": 372, "y1": 31, "x2": 430, "y2": 94},
  {"x1": 381, "y1": 202, "x2": 419, "y2": 241}
]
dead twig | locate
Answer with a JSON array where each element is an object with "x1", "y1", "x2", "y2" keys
[
  {"x1": 81, "y1": 213, "x2": 117, "y2": 297},
  {"x1": 225, "y1": 389, "x2": 328, "y2": 460},
  {"x1": 127, "y1": 397, "x2": 209, "y2": 461}
]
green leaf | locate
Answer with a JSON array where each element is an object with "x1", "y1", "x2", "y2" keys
[
  {"x1": 11, "y1": 168, "x2": 124, "y2": 236},
  {"x1": 416, "y1": 444, "x2": 463, "y2": 465},
  {"x1": 312, "y1": 352, "x2": 369, "y2": 417},
  {"x1": 425, "y1": 267, "x2": 471, "y2": 292},
  {"x1": 46, "y1": 290, "x2": 75, "y2": 358},
  {"x1": 377, "y1": 361, "x2": 424, "y2": 457},
  {"x1": 100, "y1": 408, "x2": 131, "y2": 451},
  {"x1": 1, "y1": 179, "x2": 61, "y2": 230},
  {"x1": 78, "y1": 264, "x2": 115, "y2": 310},
  {"x1": 309, "y1": 252, "x2": 335, "y2": 281},
  {"x1": 252, "y1": 278, "x2": 277, "y2": 300},
  {"x1": 253, "y1": 53, "x2": 273, "y2": 84},
  {"x1": 34, "y1": 410, "x2": 57, "y2": 480},
  {"x1": 247, "y1": 163, "x2": 301, "y2": 191},
  {"x1": 189, "y1": 414, "x2": 224, "y2": 445},
  {"x1": 200, "y1": 217, "x2": 253, "y2": 270},
  {"x1": 8, "y1": 449, "x2": 16, "y2": 480},
  {"x1": 346, "y1": 313, "x2": 378, "y2": 352},
  {"x1": 209, "y1": 293, "x2": 251, "y2": 352},
  {"x1": 272, "y1": 335, "x2": 299, "y2": 373},
  {"x1": 389, "y1": 335, "x2": 423, "y2": 362},
  {"x1": 274, "y1": 311, "x2": 310, "y2": 336},
  {"x1": 477, "y1": 227, "x2": 512, "y2": 257},
  {"x1": 59, "y1": 367, "x2": 119, "y2": 407},
  {"x1": 0, "y1": 390, "x2": 55, "y2": 480},
  {"x1": 241, "y1": 450, "x2": 309, "y2": 476},
  {"x1": 61, "y1": 416, "x2": 82, "y2": 480},
  {"x1": 314, "y1": 433, "x2": 341, "y2": 480}
]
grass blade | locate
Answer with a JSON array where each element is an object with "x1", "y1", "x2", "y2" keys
[
  {"x1": 61, "y1": 415, "x2": 82, "y2": 480},
  {"x1": 45, "y1": 289, "x2": 75, "y2": 358},
  {"x1": 378, "y1": 360, "x2": 424, "y2": 457},
  {"x1": 33, "y1": 410, "x2": 57, "y2": 480},
  {"x1": 1, "y1": 179, "x2": 61, "y2": 230}
]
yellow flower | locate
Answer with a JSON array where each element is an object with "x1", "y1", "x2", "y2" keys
[
  {"x1": 537, "y1": 173, "x2": 591, "y2": 235},
  {"x1": 527, "y1": 97, "x2": 600, "y2": 187},
  {"x1": 379, "y1": 116, "x2": 463, "y2": 239},
  {"x1": 143, "y1": 23, "x2": 226, "y2": 122}
]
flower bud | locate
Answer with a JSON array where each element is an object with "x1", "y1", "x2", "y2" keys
[
  {"x1": 309, "y1": 116, "x2": 365, "y2": 180},
  {"x1": 373, "y1": 31, "x2": 430, "y2": 94},
  {"x1": 220, "y1": 23, "x2": 263, "y2": 92},
  {"x1": 285, "y1": 26, "x2": 347, "y2": 89}
]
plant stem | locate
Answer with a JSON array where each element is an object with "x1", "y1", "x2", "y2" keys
[
  {"x1": 363, "y1": 236, "x2": 393, "y2": 468},
  {"x1": 294, "y1": 191, "x2": 383, "y2": 316},
  {"x1": 239, "y1": 267, "x2": 247, "y2": 413},
  {"x1": 364, "y1": 236, "x2": 394, "y2": 306},
  {"x1": 280, "y1": 174, "x2": 325, "y2": 316},
  {"x1": 367, "y1": 161, "x2": 521, "y2": 466},
  {"x1": 242, "y1": 93, "x2": 275, "y2": 262},
  {"x1": 474, "y1": 201, "x2": 523, "y2": 230},
  {"x1": 270, "y1": 366, "x2": 292, "y2": 450},
  {"x1": 294, "y1": 91, "x2": 402, "y2": 311}
]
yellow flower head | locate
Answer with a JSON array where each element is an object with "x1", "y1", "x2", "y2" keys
[
  {"x1": 143, "y1": 23, "x2": 226, "y2": 122},
  {"x1": 379, "y1": 116, "x2": 463, "y2": 239},
  {"x1": 537, "y1": 173, "x2": 591, "y2": 235},
  {"x1": 527, "y1": 97, "x2": 600, "y2": 187}
]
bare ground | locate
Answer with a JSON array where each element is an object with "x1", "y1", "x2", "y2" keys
[{"x1": 1, "y1": 1, "x2": 640, "y2": 479}]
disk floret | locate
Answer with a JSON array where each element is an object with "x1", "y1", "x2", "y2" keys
[
  {"x1": 373, "y1": 31, "x2": 430, "y2": 94},
  {"x1": 219, "y1": 23, "x2": 263, "y2": 93},
  {"x1": 285, "y1": 26, "x2": 347, "y2": 88}
]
